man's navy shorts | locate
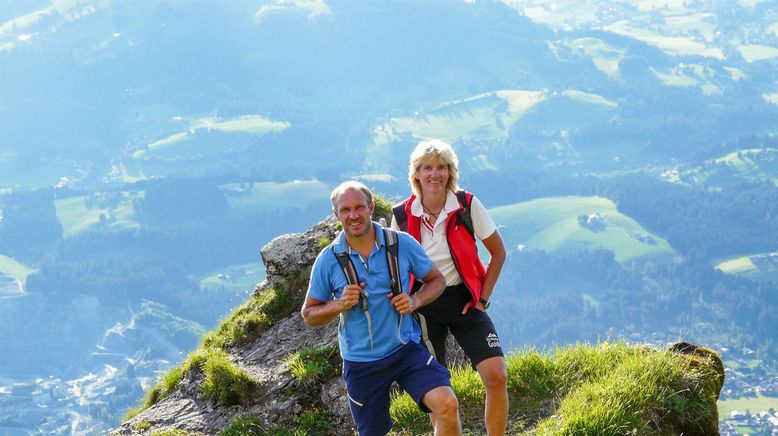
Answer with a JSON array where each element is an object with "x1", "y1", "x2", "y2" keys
[{"x1": 342, "y1": 341, "x2": 451, "y2": 436}]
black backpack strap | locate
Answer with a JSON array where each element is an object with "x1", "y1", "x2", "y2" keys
[
  {"x1": 383, "y1": 228, "x2": 403, "y2": 296},
  {"x1": 332, "y1": 243, "x2": 376, "y2": 350},
  {"x1": 392, "y1": 202, "x2": 408, "y2": 232},
  {"x1": 455, "y1": 190, "x2": 475, "y2": 239},
  {"x1": 333, "y1": 247, "x2": 359, "y2": 285}
]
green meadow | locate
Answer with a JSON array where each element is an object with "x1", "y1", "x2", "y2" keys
[
  {"x1": 716, "y1": 252, "x2": 778, "y2": 284},
  {"x1": 737, "y1": 44, "x2": 778, "y2": 62},
  {"x1": 718, "y1": 393, "x2": 778, "y2": 418},
  {"x1": 364, "y1": 90, "x2": 545, "y2": 170},
  {"x1": 564, "y1": 37, "x2": 624, "y2": 76},
  {"x1": 387, "y1": 90, "x2": 546, "y2": 142},
  {"x1": 132, "y1": 115, "x2": 290, "y2": 159},
  {"x1": 0, "y1": 255, "x2": 35, "y2": 296},
  {"x1": 54, "y1": 192, "x2": 142, "y2": 237},
  {"x1": 364, "y1": 88, "x2": 621, "y2": 171},
  {"x1": 652, "y1": 63, "x2": 722, "y2": 95},
  {"x1": 520, "y1": 2, "x2": 600, "y2": 28},
  {"x1": 682, "y1": 148, "x2": 778, "y2": 188},
  {"x1": 221, "y1": 180, "x2": 331, "y2": 214},
  {"x1": 603, "y1": 19, "x2": 724, "y2": 59},
  {"x1": 108, "y1": 160, "x2": 147, "y2": 184},
  {"x1": 662, "y1": 12, "x2": 718, "y2": 40},
  {"x1": 490, "y1": 196, "x2": 675, "y2": 263},
  {"x1": 199, "y1": 262, "x2": 266, "y2": 294}
]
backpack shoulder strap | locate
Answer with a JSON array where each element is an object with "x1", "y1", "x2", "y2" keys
[
  {"x1": 455, "y1": 190, "x2": 475, "y2": 239},
  {"x1": 332, "y1": 245, "x2": 359, "y2": 285},
  {"x1": 383, "y1": 228, "x2": 403, "y2": 296},
  {"x1": 392, "y1": 202, "x2": 408, "y2": 232}
]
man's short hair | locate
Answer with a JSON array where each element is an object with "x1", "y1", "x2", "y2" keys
[
  {"x1": 408, "y1": 139, "x2": 460, "y2": 196},
  {"x1": 331, "y1": 181, "x2": 373, "y2": 210}
]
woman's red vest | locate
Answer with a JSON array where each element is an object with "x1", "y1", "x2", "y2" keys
[{"x1": 398, "y1": 192, "x2": 486, "y2": 307}]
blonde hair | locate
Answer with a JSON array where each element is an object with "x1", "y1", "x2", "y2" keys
[
  {"x1": 408, "y1": 139, "x2": 460, "y2": 195},
  {"x1": 330, "y1": 180, "x2": 373, "y2": 211}
]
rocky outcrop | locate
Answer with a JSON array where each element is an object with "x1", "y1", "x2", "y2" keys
[
  {"x1": 113, "y1": 216, "x2": 726, "y2": 435},
  {"x1": 112, "y1": 216, "x2": 351, "y2": 435}
]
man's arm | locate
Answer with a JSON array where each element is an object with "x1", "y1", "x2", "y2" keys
[
  {"x1": 302, "y1": 283, "x2": 362, "y2": 326},
  {"x1": 390, "y1": 265, "x2": 445, "y2": 315}
]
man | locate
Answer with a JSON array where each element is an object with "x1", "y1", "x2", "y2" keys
[{"x1": 302, "y1": 181, "x2": 462, "y2": 436}]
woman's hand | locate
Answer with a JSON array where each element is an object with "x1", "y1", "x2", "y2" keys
[{"x1": 461, "y1": 300, "x2": 486, "y2": 314}]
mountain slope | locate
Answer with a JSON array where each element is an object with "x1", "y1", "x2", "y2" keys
[{"x1": 113, "y1": 217, "x2": 723, "y2": 435}]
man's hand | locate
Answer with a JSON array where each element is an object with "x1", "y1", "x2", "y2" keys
[
  {"x1": 338, "y1": 282, "x2": 363, "y2": 312},
  {"x1": 388, "y1": 292, "x2": 417, "y2": 315}
]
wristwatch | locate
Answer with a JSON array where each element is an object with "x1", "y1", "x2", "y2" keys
[{"x1": 479, "y1": 297, "x2": 490, "y2": 310}]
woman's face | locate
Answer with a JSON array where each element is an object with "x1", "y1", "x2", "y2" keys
[{"x1": 416, "y1": 156, "x2": 449, "y2": 197}]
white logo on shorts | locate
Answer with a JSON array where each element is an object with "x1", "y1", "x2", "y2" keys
[{"x1": 487, "y1": 333, "x2": 500, "y2": 348}]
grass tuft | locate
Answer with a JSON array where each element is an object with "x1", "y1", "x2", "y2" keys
[
  {"x1": 203, "y1": 267, "x2": 311, "y2": 350},
  {"x1": 201, "y1": 351, "x2": 257, "y2": 406},
  {"x1": 133, "y1": 420, "x2": 151, "y2": 432},
  {"x1": 222, "y1": 409, "x2": 333, "y2": 436},
  {"x1": 390, "y1": 341, "x2": 722, "y2": 435},
  {"x1": 150, "y1": 430, "x2": 191, "y2": 436},
  {"x1": 372, "y1": 193, "x2": 394, "y2": 223},
  {"x1": 221, "y1": 415, "x2": 263, "y2": 435},
  {"x1": 286, "y1": 346, "x2": 340, "y2": 383},
  {"x1": 125, "y1": 267, "x2": 310, "y2": 419},
  {"x1": 126, "y1": 348, "x2": 257, "y2": 420},
  {"x1": 317, "y1": 236, "x2": 331, "y2": 250}
]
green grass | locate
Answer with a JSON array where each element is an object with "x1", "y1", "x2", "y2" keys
[
  {"x1": 489, "y1": 196, "x2": 675, "y2": 263},
  {"x1": 220, "y1": 180, "x2": 331, "y2": 214},
  {"x1": 221, "y1": 408, "x2": 334, "y2": 436},
  {"x1": 716, "y1": 256, "x2": 757, "y2": 274},
  {"x1": 390, "y1": 90, "x2": 545, "y2": 142},
  {"x1": 199, "y1": 262, "x2": 266, "y2": 294},
  {"x1": 54, "y1": 191, "x2": 142, "y2": 237},
  {"x1": 201, "y1": 351, "x2": 257, "y2": 405},
  {"x1": 390, "y1": 342, "x2": 722, "y2": 435},
  {"x1": 124, "y1": 348, "x2": 257, "y2": 421},
  {"x1": 603, "y1": 19, "x2": 724, "y2": 59},
  {"x1": 133, "y1": 421, "x2": 151, "y2": 432},
  {"x1": 563, "y1": 37, "x2": 624, "y2": 76},
  {"x1": 364, "y1": 87, "x2": 622, "y2": 172},
  {"x1": 202, "y1": 267, "x2": 309, "y2": 350},
  {"x1": 737, "y1": 44, "x2": 778, "y2": 62},
  {"x1": 221, "y1": 416, "x2": 265, "y2": 435},
  {"x1": 124, "y1": 267, "x2": 313, "y2": 419},
  {"x1": 684, "y1": 148, "x2": 778, "y2": 188},
  {"x1": 373, "y1": 193, "x2": 394, "y2": 224},
  {"x1": 134, "y1": 115, "x2": 290, "y2": 159},
  {"x1": 286, "y1": 346, "x2": 340, "y2": 383},
  {"x1": 150, "y1": 430, "x2": 192, "y2": 436},
  {"x1": 715, "y1": 251, "x2": 778, "y2": 284},
  {"x1": 109, "y1": 160, "x2": 147, "y2": 183},
  {"x1": 561, "y1": 90, "x2": 617, "y2": 108},
  {"x1": 364, "y1": 90, "x2": 545, "y2": 171},
  {"x1": 718, "y1": 393, "x2": 778, "y2": 418},
  {"x1": 0, "y1": 255, "x2": 35, "y2": 281},
  {"x1": 662, "y1": 13, "x2": 717, "y2": 41}
]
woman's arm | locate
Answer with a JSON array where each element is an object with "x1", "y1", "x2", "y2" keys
[{"x1": 478, "y1": 229, "x2": 506, "y2": 306}]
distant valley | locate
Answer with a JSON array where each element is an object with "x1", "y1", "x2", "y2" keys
[{"x1": 0, "y1": 0, "x2": 776, "y2": 433}]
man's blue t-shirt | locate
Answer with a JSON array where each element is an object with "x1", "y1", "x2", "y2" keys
[{"x1": 307, "y1": 222, "x2": 433, "y2": 362}]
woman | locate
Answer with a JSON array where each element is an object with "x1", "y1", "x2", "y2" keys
[{"x1": 391, "y1": 139, "x2": 508, "y2": 435}]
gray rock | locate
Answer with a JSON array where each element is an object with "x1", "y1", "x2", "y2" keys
[
  {"x1": 260, "y1": 216, "x2": 338, "y2": 288},
  {"x1": 112, "y1": 216, "x2": 353, "y2": 435}
]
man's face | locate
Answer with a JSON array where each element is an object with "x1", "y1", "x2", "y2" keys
[{"x1": 333, "y1": 188, "x2": 374, "y2": 238}]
